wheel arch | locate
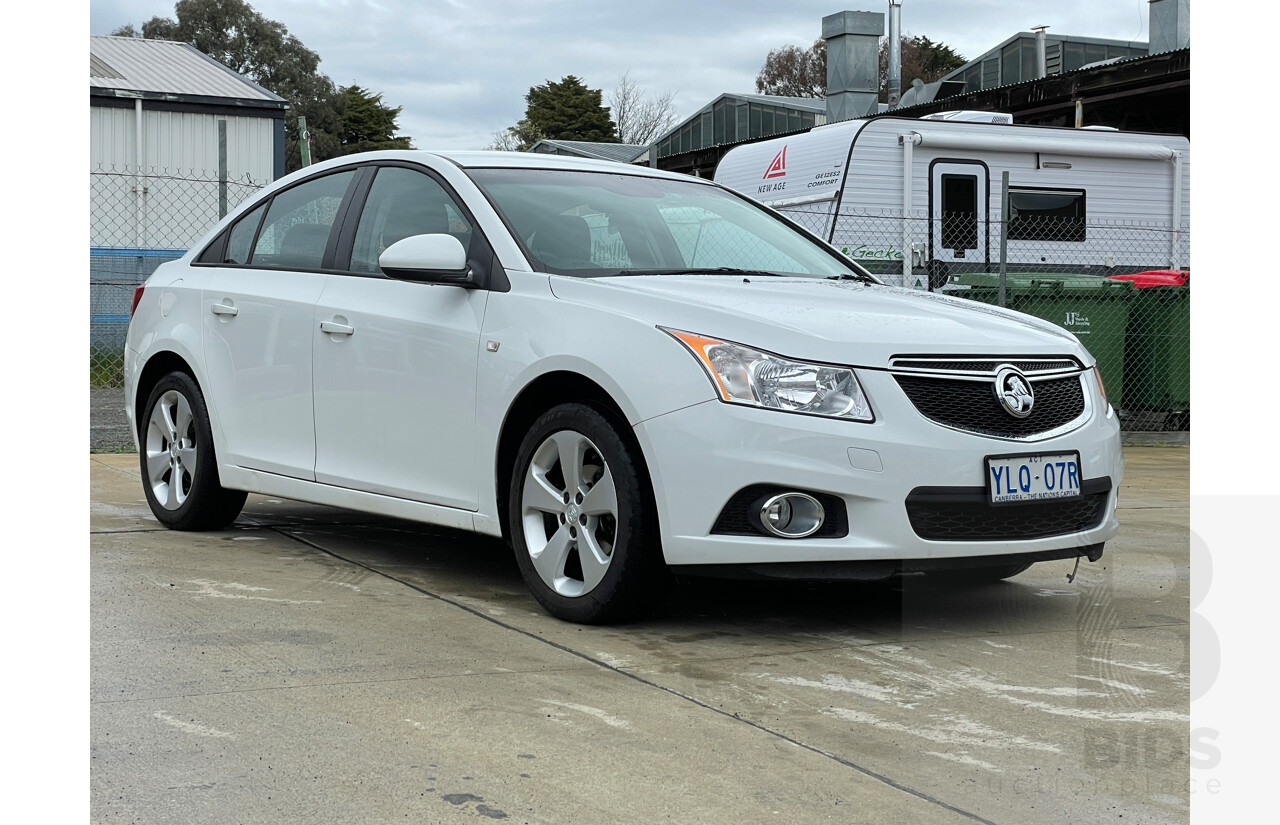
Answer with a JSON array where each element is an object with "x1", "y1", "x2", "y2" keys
[
  {"x1": 494, "y1": 370, "x2": 658, "y2": 544},
  {"x1": 133, "y1": 350, "x2": 201, "y2": 440}
]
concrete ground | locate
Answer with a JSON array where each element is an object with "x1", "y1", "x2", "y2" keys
[
  {"x1": 91, "y1": 388, "x2": 132, "y2": 451},
  {"x1": 91, "y1": 447, "x2": 1189, "y2": 825}
]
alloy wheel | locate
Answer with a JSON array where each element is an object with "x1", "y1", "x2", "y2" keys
[
  {"x1": 520, "y1": 430, "x2": 619, "y2": 597},
  {"x1": 145, "y1": 389, "x2": 198, "y2": 510}
]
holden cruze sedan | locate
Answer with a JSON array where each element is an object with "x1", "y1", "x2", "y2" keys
[{"x1": 124, "y1": 150, "x2": 1121, "y2": 623}]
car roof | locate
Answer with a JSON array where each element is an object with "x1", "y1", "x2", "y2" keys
[{"x1": 306, "y1": 149, "x2": 710, "y2": 184}]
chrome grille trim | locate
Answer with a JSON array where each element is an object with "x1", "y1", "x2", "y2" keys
[{"x1": 889, "y1": 356, "x2": 1083, "y2": 378}]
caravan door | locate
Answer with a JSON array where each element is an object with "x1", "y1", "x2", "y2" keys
[{"x1": 929, "y1": 161, "x2": 989, "y2": 287}]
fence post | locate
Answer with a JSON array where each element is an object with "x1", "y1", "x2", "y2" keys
[
  {"x1": 218, "y1": 119, "x2": 228, "y2": 219},
  {"x1": 999, "y1": 170, "x2": 1009, "y2": 308},
  {"x1": 298, "y1": 116, "x2": 312, "y2": 168},
  {"x1": 1170, "y1": 151, "x2": 1183, "y2": 270},
  {"x1": 134, "y1": 97, "x2": 144, "y2": 250},
  {"x1": 900, "y1": 133, "x2": 915, "y2": 289}
]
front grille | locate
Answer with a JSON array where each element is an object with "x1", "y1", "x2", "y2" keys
[
  {"x1": 905, "y1": 479, "x2": 1111, "y2": 541},
  {"x1": 712, "y1": 485, "x2": 848, "y2": 538},
  {"x1": 895, "y1": 374, "x2": 1086, "y2": 438}
]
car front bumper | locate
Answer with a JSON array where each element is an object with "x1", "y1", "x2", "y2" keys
[{"x1": 633, "y1": 369, "x2": 1122, "y2": 567}]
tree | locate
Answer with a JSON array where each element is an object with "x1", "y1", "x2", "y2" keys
[
  {"x1": 609, "y1": 72, "x2": 676, "y2": 145},
  {"x1": 114, "y1": 0, "x2": 346, "y2": 172},
  {"x1": 337, "y1": 85, "x2": 412, "y2": 155},
  {"x1": 879, "y1": 35, "x2": 967, "y2": 100},
  {"x1": 524, "y1": 76, "x2": 618, "y2": 143},
  {"x1": 488, "y1": 119, "x2": 544, "y2": 152},
  {"x1": 755, "y1": 39, "x2": 827, "y2": 98},
  {"x1": 755, "y1": 34, "x2": 965, "y2": 102}
]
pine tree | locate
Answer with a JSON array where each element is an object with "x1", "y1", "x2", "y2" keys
[
  {"x1": 524, "y1": 76, "x2": 618, "y2": 143},
  {"x1": 338, "y1": 85, "x2": 412, "y2": 155}
]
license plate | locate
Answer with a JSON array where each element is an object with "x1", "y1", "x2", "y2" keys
[{"x1": 986, "y1": 452, "x2": 1082, "y2": 504}]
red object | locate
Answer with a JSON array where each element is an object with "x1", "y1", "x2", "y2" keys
[
  {"x1": 129, "y1": 285, "x2": 146, "y2": 317},
  {"x1": 1107, "y1": 269, "x2": 1188, "y2": 288}
]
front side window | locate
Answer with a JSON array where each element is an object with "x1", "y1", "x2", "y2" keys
[
  {"x1": 249, "y1": 170, "x2": 356, "y2": 269},
  {"x1": 349, "y1": 167, "x2": 473, "y2": 274},
  {"x1": 467, "y1": 168, "x2": 864, "y2": 279},
  {"x1": 1008, "y1": 188, "x2": 1086, "y2": 243}
]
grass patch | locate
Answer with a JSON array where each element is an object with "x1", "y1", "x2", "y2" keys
[{"x1": 91, "y1": 349, "x2": 125, "y2": 389}]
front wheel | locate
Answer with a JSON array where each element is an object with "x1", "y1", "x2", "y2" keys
[
  {"x1": 139, "y1": 372, "x2": 246, "y2": 531},
  {"x1": 509, "y1": 403, "x2": 670, "y2": 623}
]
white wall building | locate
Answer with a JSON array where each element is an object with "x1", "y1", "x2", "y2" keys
[{"x1": 90, "y1": 35, "x2": 286, "y2": 252}]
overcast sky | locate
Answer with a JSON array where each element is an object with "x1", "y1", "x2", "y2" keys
[{"x1": 90, "y1": 0, "x2": 1161, "y2": 148}]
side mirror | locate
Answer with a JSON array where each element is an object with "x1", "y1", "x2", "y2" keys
[{"x1": 378, "y1": 234, "x2": 471, "y2": 285}]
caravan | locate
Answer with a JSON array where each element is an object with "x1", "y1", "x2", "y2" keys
[{"x1": 713, "y1": 116, "x2": 1189, "y2": 289}]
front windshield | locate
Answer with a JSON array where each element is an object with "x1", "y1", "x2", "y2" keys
[{"x1": 467, "y1": 168, "x2": 873, "y2": 280}]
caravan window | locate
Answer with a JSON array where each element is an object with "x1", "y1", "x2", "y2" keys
[
  {"x1": 940, "y1": 174, "x2": 978, "y2": 250},
  {"x1": 1008, "y1": 188, "x2": 1086, "y2": 243}
]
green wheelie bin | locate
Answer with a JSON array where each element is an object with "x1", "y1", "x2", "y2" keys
[
  {"x1": 942, "y1": 272, "x2": 1134, "y2": 411},
  {"x1": 1108, "y1": 271, "x2": 1190, "y2": 430}
]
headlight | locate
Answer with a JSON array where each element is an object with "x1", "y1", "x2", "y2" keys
[
  {"x1": 1093, "y1": 366, "x2": 1110, "y2": 410},
  {"x1": 664, "y1": 329, "x2": 873, "y2": 421}
]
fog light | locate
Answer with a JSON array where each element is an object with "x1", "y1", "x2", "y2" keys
[{"x1": 758, "y1": 493, "x2": 825, "y2": 538}]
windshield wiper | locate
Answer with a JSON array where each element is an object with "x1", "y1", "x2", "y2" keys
[
  {"x1": 827, "y1": 272, "x2": 880, "y2": 284},
  {"x1": 615, "y1": 267, "x2": 793, "y2": 278}
]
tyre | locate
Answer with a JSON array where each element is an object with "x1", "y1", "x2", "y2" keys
[
  {"x1": 925, "y1": 561, "x2": 1033, "y2": 584},
  {"x1": 139, "y1": 372, "x2": 247, "y2": 531},
  {"x1": 508, "y1": 402, "x2": 670, "y2": 623}
]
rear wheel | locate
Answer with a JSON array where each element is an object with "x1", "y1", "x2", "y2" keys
[
  {"x1": 139, "y1": 372, "x2": 246, "y2": 531},
  {"x1": 509, "y1": 403, "x2": 670, "y2": 623}
]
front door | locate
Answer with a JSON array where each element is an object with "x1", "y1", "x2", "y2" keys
[
  {"x1": 312, "y1": 165, "x2": 487, "y2": 509},
  {"x1": 929, "y1": 161, "x2": 989, "y2": 284}
]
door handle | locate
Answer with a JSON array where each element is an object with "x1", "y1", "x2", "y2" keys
[
  {"x1": 320, "y1": 319, "x2": 354, "y2": 336},
  {"x1": 210, "y1": 301, "x2": 238, "y2": 317}
]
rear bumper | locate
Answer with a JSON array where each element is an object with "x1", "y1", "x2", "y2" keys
[{"x1": 123, "y1": 345, "x2": 140, "y2": 453}]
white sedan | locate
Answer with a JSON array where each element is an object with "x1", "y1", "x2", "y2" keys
[{"x1": 124, "y1": 150, "x2": 1121, "y2": 623}]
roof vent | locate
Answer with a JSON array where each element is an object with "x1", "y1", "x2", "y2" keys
[{"x1": 920, "y1": 110, "x2": 1014, "y2": 124}]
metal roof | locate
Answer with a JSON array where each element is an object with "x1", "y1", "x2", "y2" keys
[
  {"x1": 887, "y1": 47, "x2": 1188, "y2": 118},
  {"x1": 653, "y1": 92, "x2": 827, "y2": 154},
  {"x1": 529, "y1": 140, "x2": 649, "y2": 164},
  {"x1": 937, "y1": 32, "x2": 1149, "y2": 88},
  {"x1": 720, "y1": 92, "x2": 826, "y2": 112},
  {"x1": 90, "y1": 35, "x2": 285, "y2": 106}
]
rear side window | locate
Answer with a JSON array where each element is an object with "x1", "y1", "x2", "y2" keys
[
  {"x1": 250, "y1": 170, "x2": 356, "y2": 269},
  {"x1": 349, "y1": 167, "x2": 473, "y2": 274},
  {"x1": 223, "y1": 202, "x2": 266, "y2": 265},
  {"x1": 1008, "y1": 187, "x2": 1086, "y2": 243}
]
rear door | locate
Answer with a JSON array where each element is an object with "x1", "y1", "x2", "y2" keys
[
  {"x1": 929, "y1": 161, "x2": 989, "y2": 275},
  {"x1": 200, "y1": 168, "x2": 358, "y2": 479}
]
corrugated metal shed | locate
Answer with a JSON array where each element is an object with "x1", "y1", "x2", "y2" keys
[
  {"x1": 724, "y1": 93, "x2": 827, "y2": 112},
  {"x1": 90, "y1": 35, "x2": 284, "y2": 106},
  {"x1": 529, "y1": 140, "x2": 649, "y2": 164}
]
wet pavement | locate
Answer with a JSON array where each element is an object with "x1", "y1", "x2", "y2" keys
[{"x1": 91, "y1": 447, "x2": 1190, "y2": 824}]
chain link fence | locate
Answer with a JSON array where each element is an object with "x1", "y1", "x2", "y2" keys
[
  {"x1": 90, "y1": 165, "x2": 266, "y2": 388},
  {"x1": 91, "y1": 166, "x2": 266, "y2": 449},
  {"x1": 90, "y1": 173, "x2": 1190, "y2": 443}
]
